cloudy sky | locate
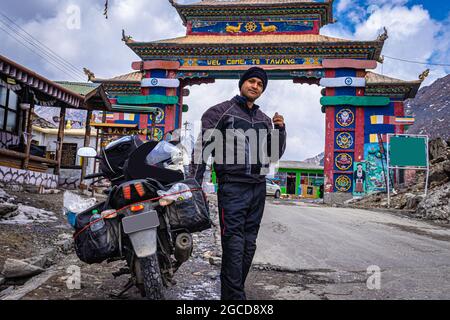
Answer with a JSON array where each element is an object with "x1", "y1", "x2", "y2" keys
[{"x1": 1, "y1": 0, "x2": 449, "y2": 161}]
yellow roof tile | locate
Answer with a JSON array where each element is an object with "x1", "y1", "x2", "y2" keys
[
  {"x1": 106, "y1": 71, "x2": 142, "y2": 82},
  {"x1": 366, "y1": 71, "x2": 420, "y2": 84}
]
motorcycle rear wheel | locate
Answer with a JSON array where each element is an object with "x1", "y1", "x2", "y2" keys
[{"x1": 139, "y1": 254, "x2": 165, "y2": 300}]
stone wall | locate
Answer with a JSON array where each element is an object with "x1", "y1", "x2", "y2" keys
[
  {"x1": 324, "y1": 191, "x2": 353, "y2": 205},
  {"x1": 0, "y1": 165, "x2": 58, "y2": 189},
  {"x1": 58, "y1": 169, "x2": 81, "y2": 189},
  {"x1": 0, "y1": 131, "x2": 19, "y2": 149}
]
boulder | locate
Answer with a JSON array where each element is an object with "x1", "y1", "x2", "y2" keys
[
  {"x1": 429, "y1": 160, "x2": 450, "y2": 185},
  {"x1": 416, "y1": 182, "x2": 450, "y2": 222},
  {"x1": 1, "y1": 259, "x2": 45, "y2": 279},
  {"x1": 429, "y1": 138, "x2": 448, "y2": 161},
  {"x1": 0, "y1": 203, "x2": 18, "y2": 218},
  {"x1": 405, "y1": 194, "x2": 424, "y2": 210}
]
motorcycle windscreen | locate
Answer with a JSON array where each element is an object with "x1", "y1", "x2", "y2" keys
[{"x1": 123, "y1": 141, "x2": 184, "y2": 185}]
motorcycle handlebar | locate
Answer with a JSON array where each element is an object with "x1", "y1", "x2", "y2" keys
[{"x1": 84, "y1": 172, "x2": 105, "y2": 180}]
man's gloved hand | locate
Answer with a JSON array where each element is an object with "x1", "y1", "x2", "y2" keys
[{"x1": 273, "y1": 112, "x2": 285, "y2": 129}]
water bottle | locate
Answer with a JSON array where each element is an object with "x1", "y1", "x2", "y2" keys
[{"x1": 90, "y1": 210, "x2": 105, "y2": 232}]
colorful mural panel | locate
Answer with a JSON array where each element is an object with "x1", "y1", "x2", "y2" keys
[
  {"x1": 364, "y1": 143, "x2": 387, "y2": 193},
  {"x1": 352, "y1": 162, "x2": 367, "y2": 197},
  {"x1": 189, "y1": 19, "x2": 316, "y2": 34}
]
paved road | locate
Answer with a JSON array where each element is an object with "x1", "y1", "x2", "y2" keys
[{"x1": 250, "y1": 202, "x2": 450, "y2": 299}]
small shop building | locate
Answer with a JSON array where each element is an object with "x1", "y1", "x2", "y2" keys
[{"x1": 274, "y1": 161, "x2": 324, "y2": 199}]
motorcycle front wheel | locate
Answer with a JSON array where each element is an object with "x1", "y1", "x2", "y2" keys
[{"x1": 139, "y1": 254, "x2": 165, "y2": 300}]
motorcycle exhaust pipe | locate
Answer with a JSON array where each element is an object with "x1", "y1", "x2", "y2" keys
[{"x1": 174, "y1": 233, "x2": 193, "y2": 263}]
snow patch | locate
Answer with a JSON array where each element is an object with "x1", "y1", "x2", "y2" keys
[{"x1": 0, "y1": 204, "x2": 57, "y2": 225}]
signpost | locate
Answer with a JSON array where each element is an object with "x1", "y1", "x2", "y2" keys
[{"x1": 386, "y1": 134, "x2": 429, "y2": 207}]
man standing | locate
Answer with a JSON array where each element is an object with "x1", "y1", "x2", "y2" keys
[{"x1": 191, "y1": 67, "x2": 286, "y2": 300}]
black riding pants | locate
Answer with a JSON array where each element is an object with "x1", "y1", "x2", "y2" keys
[{"x1": 217, "y1": 181, "x2": 266, "y2": 300}]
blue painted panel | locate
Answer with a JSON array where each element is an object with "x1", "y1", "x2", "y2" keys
[
  {"x1": 191, "y1": 19, "x2": 317, "y2": 34},
  {"x1": 333, "y1": 173, "x2": 353, "y2": 193},
  {"x1": 335, "y1": 106, "x2": 356, "y2": 129},
  {"x1": 149, "y1": 87, "x2": 167, "y2": 96},
  {"x1": 334, "y1": 152, "x2": 354, "y2": 171},
  {"x1": 335, "y1": 87, "x2": 356, "y2": 96},
  {"x1": 148, "y1": 106, "x2": 165, "y2": 125},
  {"x1": 335, "y1": 69, "x2": 356, "y2": 77},
  {"x1": 150, "y1": 70, "x2": 166, "y2": 78},
  {"x1": 175, "y1": 104, "x2": 180, "y2": 129},
  {"x1": 334, "y1": 131, "x2": 355, "y2": 150},
  {"x1": 364, "y1": 103, "x2": 396, "y2": 143}
]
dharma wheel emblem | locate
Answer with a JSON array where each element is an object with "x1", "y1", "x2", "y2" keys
[
  {"x1": 336, "y1": 109, "x2": 355, "y2": 127},
  {"x1": 335, "y1": 153, "x2": 353, "y2": 171},
  {"x1": 150, "y1": 78, "x2": 158, "y2": 86},
  {"x1": 336, "y1": 132, "x2": 354, "y2": 149},
  {"x1": 245, "y1": 22, "x2": 257, "y2": 32},
  {"x1": 345, "y1": 77, "x2": 353, "y2": 86},
  {"x1": 335, "y1": 175, "x2": 351, "y2": 192},
  {"x1": 151, "y1": 128, "x2": 163, "y2": 141}
]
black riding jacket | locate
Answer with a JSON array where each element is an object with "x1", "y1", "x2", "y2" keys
[{"x1": 191, "y1": 95, "x2": 286, "y2": 184}]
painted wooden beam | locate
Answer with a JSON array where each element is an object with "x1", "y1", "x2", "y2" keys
[
  {"x1": 112, "y1": 105, "x2": 159, "y2": 113},
  {"x1": 141, "y1": 78, "x2": 180, "y2": 88},
  {"x1": 320, "y1": 96, "x2": 390, "y2": 106},
  {"x1": 116, "y1": 95, "x2": 179, "y2": 105},
  {"x1": 132, "y1": 60, "x2": 180, "y2": 71},
  {"x1": 322, "y1": 59, "x2": 377, "y2": 69},
  {"x1": 320, "y1": 77, "x2": 366, "y2": 88}
]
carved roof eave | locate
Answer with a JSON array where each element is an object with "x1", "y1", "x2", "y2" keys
[
  {"x1": 170, "y1": 0, "x2": 334, "y2": 27},
  {"x1": 93, "y1": 78, "x2": 141, "y2": 84},
  {"x1": 125, "y1": 39, "x2": 384, "y2": 61},
  {"x1": 365, "y1": 82, "x2": 422, "y2": 99}
]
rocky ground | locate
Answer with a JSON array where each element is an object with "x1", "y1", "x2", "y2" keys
[
  {"x1": 0, "y1": 184, "x2": 352, "y2": 301},
  {"x1": 346, "y1": 138, "x2": 450, "y2": 225},
  {"x1": 0, "y1": 185, "x2": 223, "y2": 300}
]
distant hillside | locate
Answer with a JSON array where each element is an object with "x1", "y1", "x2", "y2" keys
[
  {"x1": 406, "y1": 74, "x2": 450, "y2": 140},
  {"x1": 303, "y1": 152, "x2": 324, "y2": 166}
]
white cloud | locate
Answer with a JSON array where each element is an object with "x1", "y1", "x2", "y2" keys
[
  {"x1": 336, "y1": 0, "x2": 352, "y2": 14},
  {"x1": 0, "y1": 0, "x2": 185, "y2": 80},
  {"x1": 324, "y1": 3, "x2": 450, "y2": 85}
]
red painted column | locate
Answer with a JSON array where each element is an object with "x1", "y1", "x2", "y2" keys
[
  {"x1": 394, "y1": 101, "x2": 405, "y2": 134},
  {"x1": 137, "y1": 70, "x2": 151, "y2": 140},
  {"x1": 354, "y1": 70, "x2": 366, "y2": 162},
  {"x1": 164, "y1": 70, "x2": 178, "y2": 133},
  {"x1": 324, "y1": 69, "x2": 335, "y2": 193}
]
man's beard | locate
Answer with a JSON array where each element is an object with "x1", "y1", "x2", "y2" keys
[{"x1": 242, "y1": 92, "x2": 257, "y2": 103}]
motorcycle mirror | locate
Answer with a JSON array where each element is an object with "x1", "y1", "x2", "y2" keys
[{"x1": 77, "y1": 147, "x2": 97, "y2": 158}]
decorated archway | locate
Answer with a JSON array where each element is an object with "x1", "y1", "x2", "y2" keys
[{"x1": 93, "y1": 0, "x2": 425, "y2": 204}]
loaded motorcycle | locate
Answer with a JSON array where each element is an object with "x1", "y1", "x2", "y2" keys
[{"x1": 73, "y1": 135, "x2": 211, "y2": 299}]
